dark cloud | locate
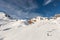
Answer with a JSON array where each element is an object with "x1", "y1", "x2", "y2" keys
[{"x1": 2, "y1": 0, "x2": 38, "y2": 10}]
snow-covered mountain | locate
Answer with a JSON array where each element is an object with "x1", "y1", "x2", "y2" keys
[{"x1": 0, "y1": 12, "x2": 60, "y2": 40}]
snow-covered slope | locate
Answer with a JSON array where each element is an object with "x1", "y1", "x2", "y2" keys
[{"x1": 0, "y1": 12, "x2": 60, "y2": 40}]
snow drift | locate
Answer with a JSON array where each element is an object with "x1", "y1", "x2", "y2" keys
[{"x1": 0, "y1": 12, "x2": 60, "y2": 40}]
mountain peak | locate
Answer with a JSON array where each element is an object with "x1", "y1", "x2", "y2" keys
[{"x1": 0, "y1": 12, "x2": 6, "y2": 19}]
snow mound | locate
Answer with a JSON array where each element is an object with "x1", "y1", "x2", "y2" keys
[
  {"x1": 0, "y1": 12, "x2": 6, "y2": 19},
  {"x1": 0, "y1": 12, "x2": 12, "y2": 20},
  {"x1": 0, "y1": 12, "x2": 60, "y2": 40}
]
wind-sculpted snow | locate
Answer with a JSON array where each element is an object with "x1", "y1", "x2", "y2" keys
[{"x1": 0, "y1": 12, "x2": 60, "y2": 40}]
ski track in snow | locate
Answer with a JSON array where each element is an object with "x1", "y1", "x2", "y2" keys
[{"x1": 0, "y1": 12, "x2": 60, "y2": 40}]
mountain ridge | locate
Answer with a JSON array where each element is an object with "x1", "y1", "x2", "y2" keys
[{"x1": 0, "y1": 12, "x2": 60, "y2": 40}]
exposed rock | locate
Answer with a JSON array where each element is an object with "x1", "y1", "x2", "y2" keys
[{"x1": 54, "y1": 14, "x2": 60, "y2": 18}]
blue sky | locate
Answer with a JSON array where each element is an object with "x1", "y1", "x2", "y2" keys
[{"x1": 0, "y1": 0, "x2": 60, "y2": 19}]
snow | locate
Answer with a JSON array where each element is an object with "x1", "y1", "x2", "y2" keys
[{"x1": 0, "y1": 12, "x2": 60, "y2": 40}]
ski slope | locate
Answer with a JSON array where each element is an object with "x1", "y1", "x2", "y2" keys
[{"x1": 0, "y1": 12, "x2": 60, "y2": 40}]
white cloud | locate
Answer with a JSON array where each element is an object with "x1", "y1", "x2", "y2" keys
[
  {"x1": 44, "y1": 0, "x2": 52, "y2": 5},
  {"x1": 0, "y1": 0, "x2": 39, "y2": 19}
]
